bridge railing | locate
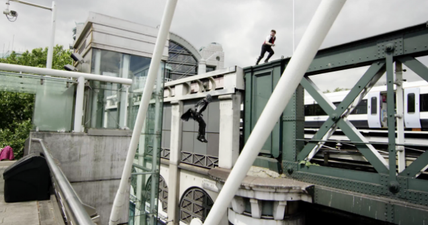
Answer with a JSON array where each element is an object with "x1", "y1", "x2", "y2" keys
[
  {"x1": 0, "y1": 63, "x2": 133, "y2": 133},
  {"x1": 31, "y1": 138, "x2": 99, "y2": 225}
]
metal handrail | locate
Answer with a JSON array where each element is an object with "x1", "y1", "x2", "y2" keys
[{"x1": 31, "y1": 138, "x2": 96, "y2": 225}]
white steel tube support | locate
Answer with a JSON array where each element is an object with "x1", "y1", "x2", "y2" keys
[
  {"x1": 203, "y1": 1, "x2": 347, "y2": 224},
  {"x1": 0, "y1": 63, "x2": 132, "y2": 84},
  {"x1": 46, "y1": 1, "x2": 56, "y2": 69},
  {"x1": 395, "y1": 62, "x2": 406, "y2": 172},
  {"x1": 73, "y1": 76, "x2": 85, "y2": 132},
  {"x1": 109, "y1": 0, "x2": 177, "y2": 224}
]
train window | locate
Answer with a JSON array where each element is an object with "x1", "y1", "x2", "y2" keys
[
  {"x1": 371, "y1": 97, "x2": 377, "y2": 114},
  {"x1": 420, "y1": 94, "x2": 428, "y2": 112},
  {"x1": 305, "y1": 104, "x2": 327, "y2": 116},
  {"x1": 407, "y1": 93, "x2": 415, "y2": 113},
  {"x1": 351, "y1": 99, "x2": 367, "y2": 114}
]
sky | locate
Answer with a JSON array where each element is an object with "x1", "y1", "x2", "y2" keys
[{"x1": 1, "y1": 0, "x2": 427, "y2": 91}]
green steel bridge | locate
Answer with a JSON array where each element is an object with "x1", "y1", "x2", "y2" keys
[{"x1": 243, "y1": 21, "x2": 428, "y2": 224}]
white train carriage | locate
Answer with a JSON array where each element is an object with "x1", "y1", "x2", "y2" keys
[{"x1": 304, "y1": 80, "x2": 428, "y2": 131}]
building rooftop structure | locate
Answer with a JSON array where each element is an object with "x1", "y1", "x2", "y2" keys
[{"x1": 72, "y1": 12, "x2": 224, "y2": 80}]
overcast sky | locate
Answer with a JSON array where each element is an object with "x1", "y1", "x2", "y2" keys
[{"x1": 1, "y1": 0, "x2": 427, "y2": 91}]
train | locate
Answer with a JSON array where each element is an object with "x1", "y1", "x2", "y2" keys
[{"x1": 304, "y1": 80, "x2": 428, "y2": 131}]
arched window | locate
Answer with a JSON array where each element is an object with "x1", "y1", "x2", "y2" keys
[
  {"x1": 167, "y1": 41, "x2": 198, "y2": 80},
  {"x1": 179, "y1": 187, "x2": 214, "y2": 224}
]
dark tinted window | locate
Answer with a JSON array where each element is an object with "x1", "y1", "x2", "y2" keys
[
  {"x1": 420, "y1": 94, "x2": 428, "y2": 112},
  {"x1": 408, "y1": 93, "x2": 415, "y2": 113},
  {"x1": 351, "y1": 99, "x2": 367, "y2": 114},
  {"x1": 371, "y1": 97, "x2": 377, "y2": 114},
  {"x1": 305, "y1": 104, "x2": 327, "y2": 116}
]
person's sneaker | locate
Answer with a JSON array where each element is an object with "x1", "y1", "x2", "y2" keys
[
  {"x1": 264, "y1": 60, "x2": 269, "y2": 63},
  {"x1": 197, "y1": 136, "x2": 208, "y2": 143}
]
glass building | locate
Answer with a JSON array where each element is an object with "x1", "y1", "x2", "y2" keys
[
  {"x1": 167, "y1": 40, "x2": 198, "y2": 80},
  {"x1": 70, "y1": 12, "x2": 225, "y2": 224},
  {"x1": 72, "y1": 13, "x2": 167, "y2": 224}
]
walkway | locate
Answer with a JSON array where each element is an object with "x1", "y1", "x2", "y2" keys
[{"x1": 0, "y1": 161, "x2": 64, "y2": 225}]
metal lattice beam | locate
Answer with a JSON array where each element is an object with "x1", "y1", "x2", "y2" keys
[
  {"x1": 398, "y1": 55, "x2": 428, "y2": 82},
  {"x1": 299, "y1": 61, "x2": 389, "y2": 173}
]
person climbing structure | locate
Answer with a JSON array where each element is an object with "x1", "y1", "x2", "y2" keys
[
  {"x1": 256, "y1": 29, "x2": 276, "y2": 65},
  {"x1": 181, "y1": 94, "x2": 213, "y2": 143}
]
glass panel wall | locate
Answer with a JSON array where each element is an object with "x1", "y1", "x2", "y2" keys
[
  {"x1": 83, "y1": 48, "x2": 164, "y2": 224},
  {"x1": 129, "y1": 59, "x2": 164, "y2": 225},
  {"x1": 167, "y1": 41, "x2": 198, "y2": 80},
  {"x1": 33, "y1": 79, "x2": 76, "y2": 132},
  {"x1": 85, "y1": 49, "x2": 163, "y2": 130},
  {"x1": 0, "y1": 71, "x2": 75, "y2": 132}
]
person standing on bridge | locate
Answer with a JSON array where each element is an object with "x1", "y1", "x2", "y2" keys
[
  {"x1": 181, "y1": 94, "x2": 213, "y2": 143},
  {"x1": 256, "y1": 29, "x2": 276, "y2": 65}
]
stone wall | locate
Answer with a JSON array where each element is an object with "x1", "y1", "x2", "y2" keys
[{"x1": 29, "y1": 130, "x2": 131, "y2": 225}]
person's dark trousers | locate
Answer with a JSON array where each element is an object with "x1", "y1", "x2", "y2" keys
[
  {"x1": 256, "y1": 44, "x2": 274, "y2": 65},
  {"x1": 194, "y1": 115, "x2": 206, "y2": 138}
]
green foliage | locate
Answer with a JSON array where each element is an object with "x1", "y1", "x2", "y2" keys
[
  {"x1": 299, "y1": 160, "x2": 320, "y2": 167},
  {"x1": 323, "y1": 87, "x2": 350, "y2": 93},
  {"x1": 0, "y1": 45, "x2": 72, "y2": 159},
  {"x1": 0, "y1": 92, "x2": 34, "y2": 131},
  {"x1": 0, "y1": 45, "x2": 73, "y2": 69},
  {"x1": 334, "y1": 87, "x2": 349, "y2": 92},
  {"x1": 0, "y1": 92, "x2": 35, "y2": 158},
  {"x1": 0, "y1": 119, "x2": 32, "y2": 159}
]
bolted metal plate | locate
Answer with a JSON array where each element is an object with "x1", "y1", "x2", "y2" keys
[{"x1": 377, "y1": 36, "x2": 404, "y2": 58}]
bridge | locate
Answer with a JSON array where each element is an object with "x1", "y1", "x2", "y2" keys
[{"x1": 1, "y1": 1, "x2": 428, "y2": 225}]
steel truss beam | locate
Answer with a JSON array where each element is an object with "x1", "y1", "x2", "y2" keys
[
  {"x1": 244, "y1": 21, "x2": 428, "y2": 224},
  {"x1": 299, "y1": 61, "x2": 388, "y2": 173},
  {"x1": 397, "y1": 56, "x2": 428, "y2": 178},
  {"x1": 291, "y1": 23, "x2": 428, "y2": 223}
]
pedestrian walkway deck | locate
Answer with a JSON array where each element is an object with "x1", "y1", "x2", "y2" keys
[
  {"x1": 0, "y1": 161, "x2": 64, "y2": 225},
  {"x1": 0, "y1": 194, "x2": 64, "y2": 225}
]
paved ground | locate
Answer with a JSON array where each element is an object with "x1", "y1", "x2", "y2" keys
[
  {"x1": 0, "y1": 161, "x2": 64, "y2": 225},
  {"x1": 0, "y1": 194, "x2": 65, "y2": 225},
  {"x1": 0, "y1": 195, "x2": 40, "y2": 225}
]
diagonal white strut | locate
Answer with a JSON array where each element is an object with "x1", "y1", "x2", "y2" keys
[
  {"x1": 203, "y1": 1, "x2": 347, "y2": 224},
  {"x1": 109, "y1": 0, "x2": 178, "y2": 224}
]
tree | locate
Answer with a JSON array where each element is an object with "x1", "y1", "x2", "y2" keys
[
  {"x1": 333, "y1": 87, "x2": 349, "y2": 92},
  {"x1": 1, "y1": 45, "x2": 72, "y2": 69},
  {"x1": 0, "y1": 45, "x2": 73, "y2": 159},
  {"x1": 323, "y1": 87, "x2": 350, "y2": 93}
]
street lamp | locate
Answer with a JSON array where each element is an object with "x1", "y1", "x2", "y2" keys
[{"x1": 3, "y1": 0, "x2": 56, "y2": 69}]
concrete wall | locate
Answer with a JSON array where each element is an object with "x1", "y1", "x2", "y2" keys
[
  {"x1": 73, "y1": 12, "x2": 168, "y2": 61},
  {"x1": 29, "y1": 131, "x2": 131, "y2": 225},
  {"x1": 159, "y1": 163, "x2": 229, "y2": 225}
]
